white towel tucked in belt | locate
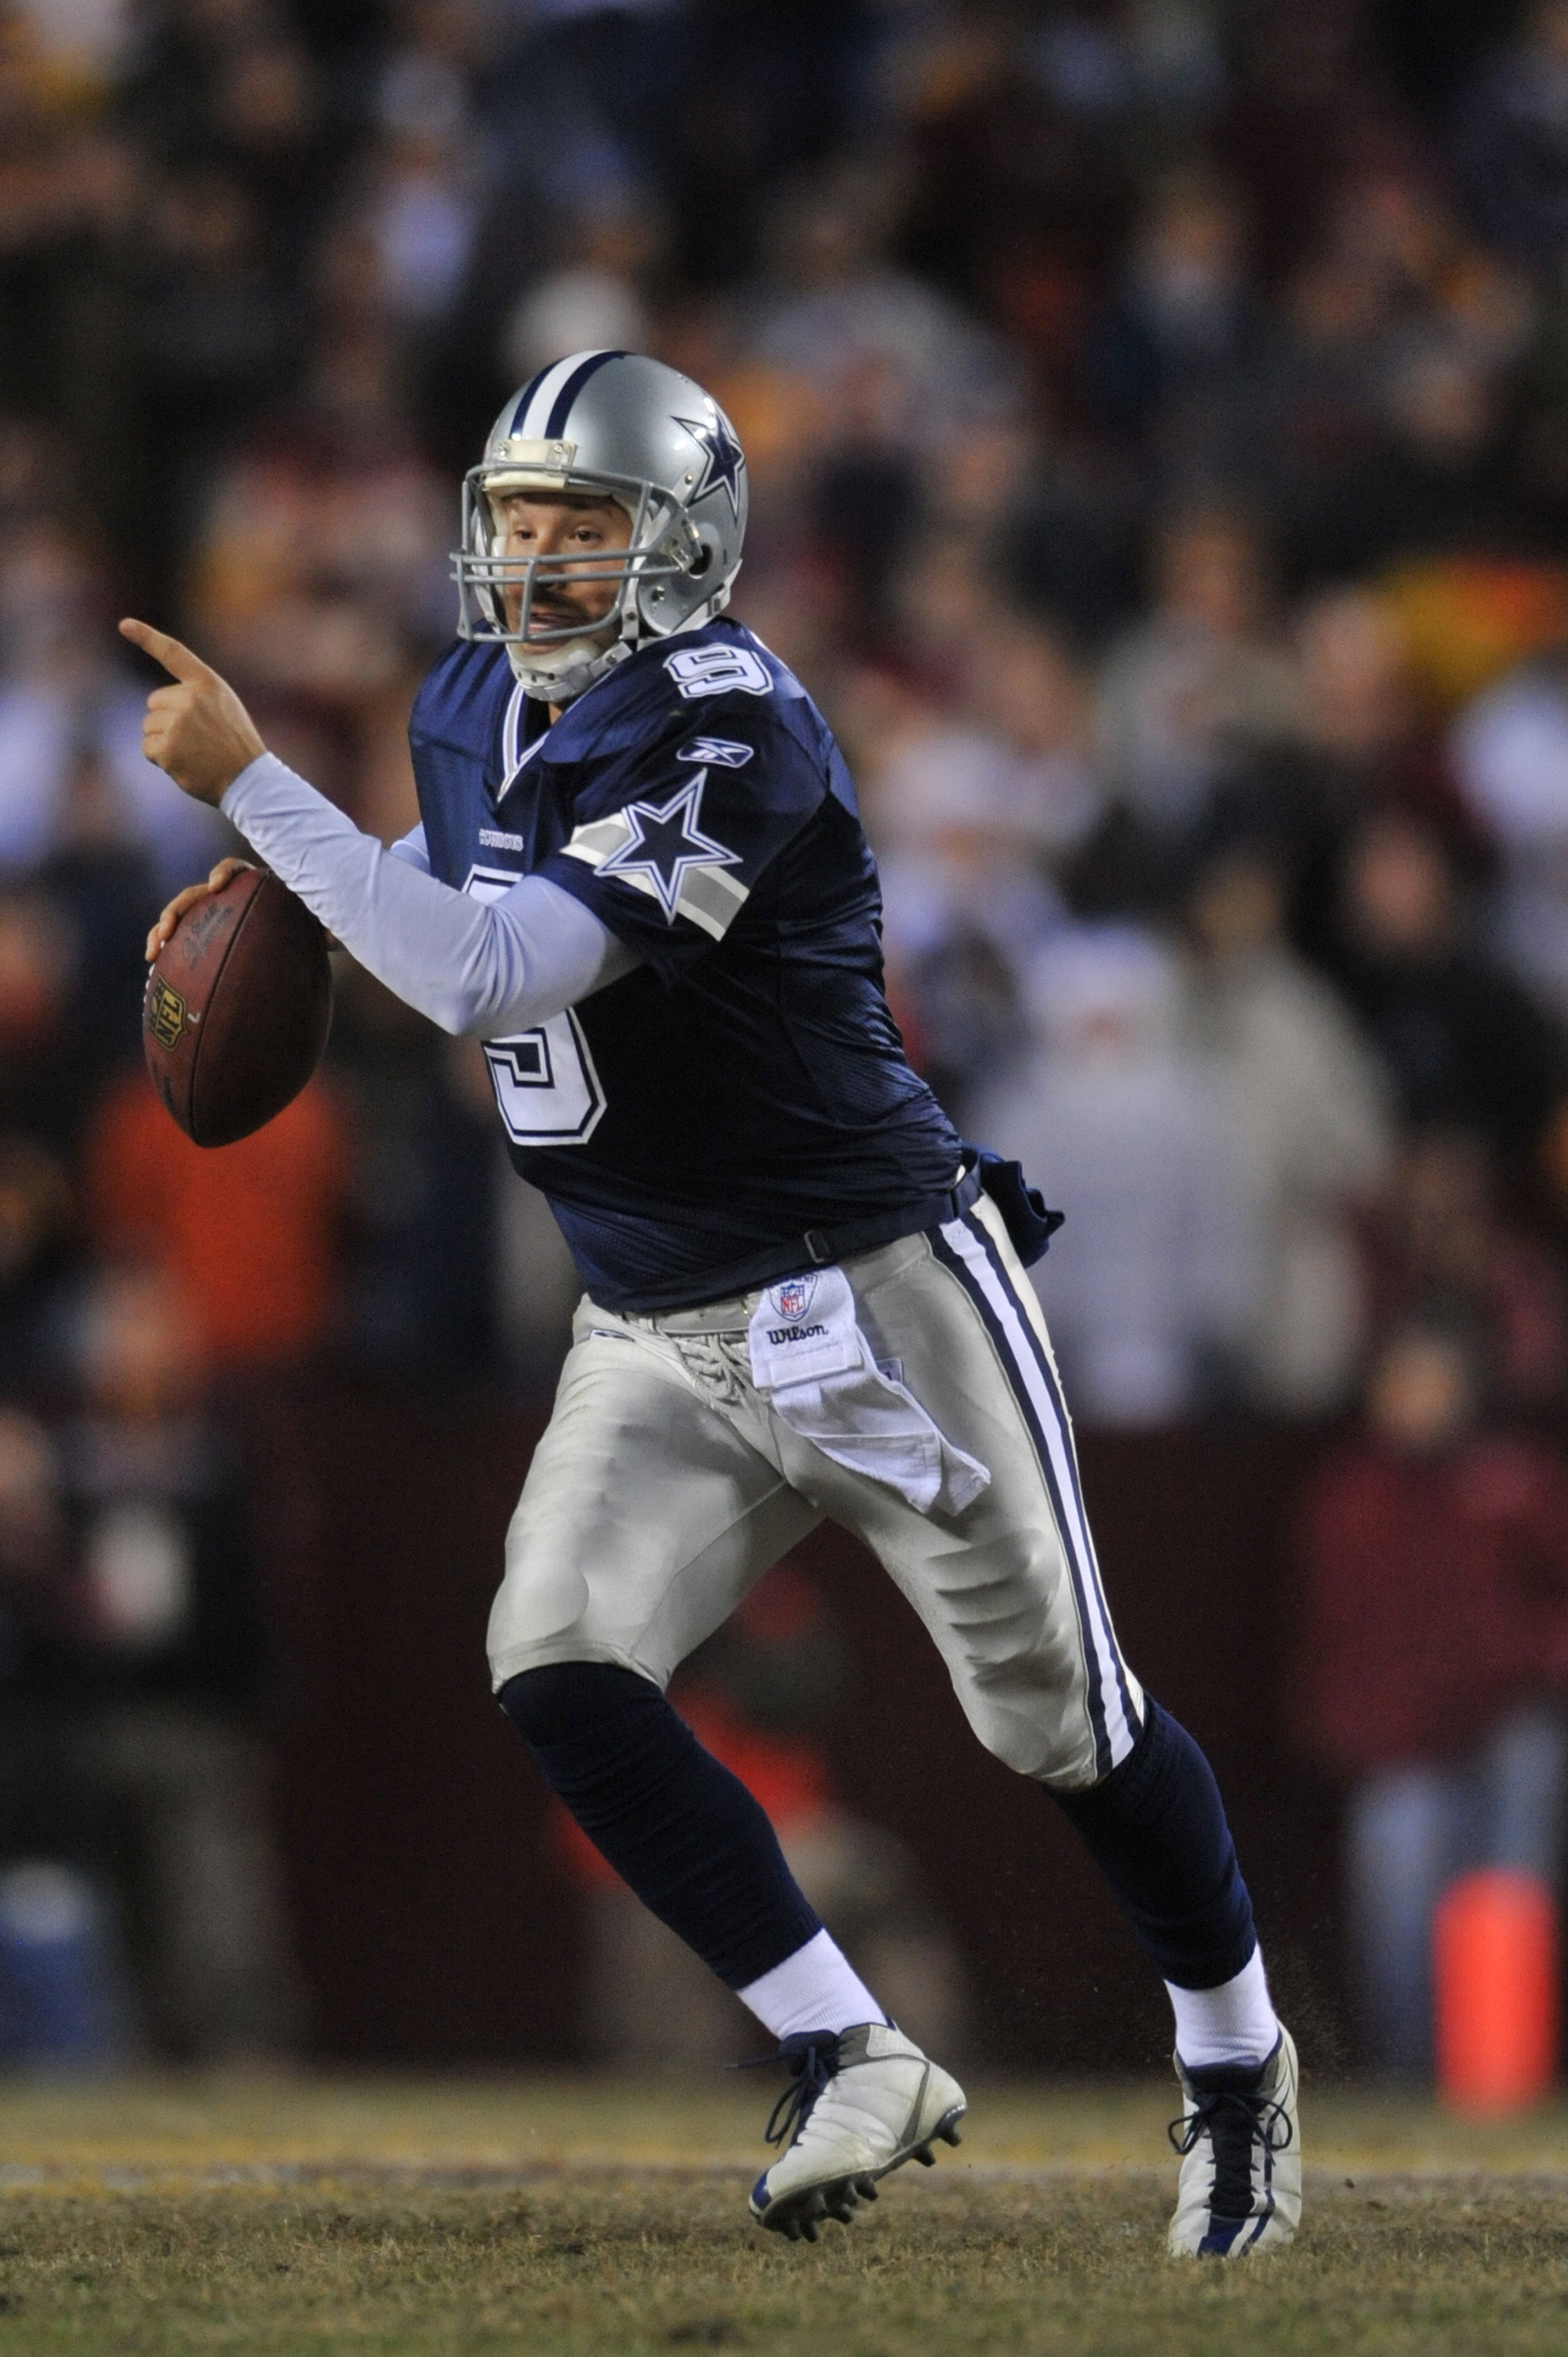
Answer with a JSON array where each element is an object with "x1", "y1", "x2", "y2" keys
[{"x1": 747, "y1": 1268, "x2": 989, "y2": 1516}]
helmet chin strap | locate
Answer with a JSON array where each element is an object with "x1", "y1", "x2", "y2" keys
[{"x1": 506, "y1": 632, "x2": 631, "y2": 704}]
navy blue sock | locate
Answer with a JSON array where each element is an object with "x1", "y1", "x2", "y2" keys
[
  {"x1": 499, "y1": 1661, "x2": 822, "y2": 1989},
  {"x1": 1051, "y1": 1699, "x2": 1257, "y2": 1989}
]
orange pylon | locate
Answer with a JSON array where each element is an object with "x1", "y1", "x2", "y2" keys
[{"x1": 1434, "y1": 1870, "x2": 1558, "y2": 2112}]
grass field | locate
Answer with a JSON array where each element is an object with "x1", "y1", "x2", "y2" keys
[{"x1": 0, "y1": 2076, "x2": 1566, "y2": 2354}]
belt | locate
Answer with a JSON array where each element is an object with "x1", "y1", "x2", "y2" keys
[
  {"x1": 789, "y1": 1157, "x2": 983, "y2": 1273},
  {"x1": 614, "y1": 1161, "x2": 985, "y2": 1321}
]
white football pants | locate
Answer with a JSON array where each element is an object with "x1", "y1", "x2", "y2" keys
[{"x1": 487, "y1": 1193, "x2": 1143, "y2": 1789}]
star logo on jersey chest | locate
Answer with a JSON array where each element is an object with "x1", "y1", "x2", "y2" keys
[
  {"x1": 674, "y1": 409, "x2": 746, "y2": 522},
  {"x1": 595, "y1": 774, "x2": 741, "y2": 923}
]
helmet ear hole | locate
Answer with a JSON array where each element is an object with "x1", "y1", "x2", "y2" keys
[{"x1": 688, "y1": 542, "x2": 713, "y2": 580}]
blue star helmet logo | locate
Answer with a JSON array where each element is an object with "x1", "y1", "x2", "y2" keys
[
  {"x1": 674, "y1": 408, "x2": 746, "y2": 523},
  {"x1": 597, "y1": 775, "x2": 741, "y2": 923}
]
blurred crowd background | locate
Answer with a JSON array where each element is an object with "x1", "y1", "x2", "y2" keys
[{"x1": 6, "y1": 0, "x2": 1568, "y2": 2085}]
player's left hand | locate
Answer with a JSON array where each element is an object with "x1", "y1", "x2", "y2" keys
[
  {"x1": 118, "y1": 618, "x2": 266, "y2": 806},
  {"x1": 145, "y1": 857, "x2": 257, "y2": 964}
]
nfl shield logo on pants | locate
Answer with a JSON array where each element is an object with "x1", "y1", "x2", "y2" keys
[{"x1": 773, "y1": 1276, "x2": 816, "y2": 1322}]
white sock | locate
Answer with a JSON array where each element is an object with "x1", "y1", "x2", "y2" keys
[
  {"x1": 736, "y1": 1928, "x2": 888, "y2": 2040},
  {"x1": 1165, "y1": 1946, "x2": 1280, "y2": 2072}
]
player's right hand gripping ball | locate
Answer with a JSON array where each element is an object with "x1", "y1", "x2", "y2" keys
[{"x1": 143, "y1": 867, "x2": 332, "y2": 1147}]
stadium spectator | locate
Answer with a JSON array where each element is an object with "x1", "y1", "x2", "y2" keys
[
  {"x1": 1328, "y1": 806, "x2": 1568, "y2": 1183},
  {"x1": 502, "y1": 202, "x2": 654, "y2": 391},
  {"x1": 973, "y1": 924, "x2": 1249, "y2": 1425},
  {"x1": 0, "y1": 1136, "x2": 74, "y2": 1388},
  {"x1": 866, "y1": 631, "x2": 1083, "y2": 1116},
  {"x1": 1355, "y1": 1128, "x2": 1568, "y2": 1417},
  {"x1": 0, "y1": 521, "x2": 233, "y2": 900},
  {"x1": 1456, "y1": 1, "x2": 1568, "y2": 270},
  {"x1": 1450, "y1": 645, "x2": 1568, "y2": 1021},
  {"x1": 1095, "y1": 502, "x2": 1301, "y2": 849},
  {"x1": 750, "y1": 156, "x2": 1019, "y2": 461},
  {"x1": 85, "y1": 1066, "x2": 349, "y2": 1373},
  {"x1": 0, "y1": 1403, "x2": 126, "y2": 2063},
  {"x1": 1249, "y1": 584, "x2": 1490, "y2": 967},
  {"x1": 127, "y1": 162, "x2": 296, "y2": 555},
  {"x1": 1298, "y1": 337, "x2": 1538, "y2": 591},
  {"x1": 1182, "y1": 840, "x2": 1392, "y2": 1414},
  {"x1": 353, "y1": 111, "x2": 481, "y2": 345},
  {"x1": 1089, "y1": 163, "x2": 1257, "y2": 457},
  {"x1": 1227, "y1": 231, "x2": 1386, "y2": 528},
  {"x1": 0, "y1": 1265, "x2": 300, "y2": 2060},
  {"x1": 325, "y1": 966, "x2": 578, "y2": 1386},
  {"x1": 1293, "y1": 1315, "x2": 1568, "y2": 2076},
  {"x1": 959, "y1": 614, "x2": 1106, "y2": 868},
  {"x1": 182, "y1": 357, "x2": 451, "y2": 777},
  {"x1": 0, "y1": 883, "x2": 96, "y2": 1160}
]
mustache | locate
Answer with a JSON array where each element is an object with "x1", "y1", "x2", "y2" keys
[{"x1": 528, "y1": 585, "x2": 595, "y2": 613}]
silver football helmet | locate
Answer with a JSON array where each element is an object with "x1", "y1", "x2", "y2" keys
[{"x1": 451, "y1": 348, "x2": 749, "y2": 702}]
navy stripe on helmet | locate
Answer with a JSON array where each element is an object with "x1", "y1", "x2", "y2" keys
[
  {"x1": 544, "y1": 348, "x2": 629, "y2": 439},
  {"x1": 508, "y1": 366, "x2": 555, "y2": 437}
]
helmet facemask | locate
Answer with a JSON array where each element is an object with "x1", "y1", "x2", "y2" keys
[{"x1": 453, "y1": 442, "x2": 724, "y2": 702}]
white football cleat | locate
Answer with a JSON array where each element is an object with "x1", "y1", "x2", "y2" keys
[
  {"x1": 1167, "y1": 2025, "x2": 1301, "y2": 2258},
  {"x1": 748, "y1": 2024, "x2": 967, "y2": 2241}
]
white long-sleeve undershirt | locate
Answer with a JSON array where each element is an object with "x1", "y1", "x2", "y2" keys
[{"x1": 220, "y1": 751, "x2": 638, "y2": 1037}]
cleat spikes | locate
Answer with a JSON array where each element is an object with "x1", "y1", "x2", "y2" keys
[
  {"x1": 855, "y1": 2176, "x2": 878, "y2": 2200},
  {"x1": 800, "y1": 2217, "x2": 819, "y2": 2243},
  {"x1": 941, "y1": 2126, "x2": 962, "y2": 2148},
  {"x1": 915, "y1": 2144, "x2": 935, "y2": 2166}
]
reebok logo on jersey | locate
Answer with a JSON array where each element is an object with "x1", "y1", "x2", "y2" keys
[
  {"x1": 766, "y1": 1321, "x2": 829, "y2": 1346},
  {"x1": 678, "y1": 737, "x2": 754, "y2": 769}
]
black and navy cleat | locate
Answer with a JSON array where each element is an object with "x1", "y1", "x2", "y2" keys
[
  {"x1": 747, "y1": 2024, "x2": 966, "y2": 2242},
  {"x1": 1166, "y1": 2026, "x2": 1301, "y2": 2257}
]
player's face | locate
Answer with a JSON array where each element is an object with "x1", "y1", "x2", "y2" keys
[{"x1": 494, "y1": 492, "x2": 633, "y2": 640}]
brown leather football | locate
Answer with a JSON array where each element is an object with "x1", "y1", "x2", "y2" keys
[{"x1": 143, "y1": 867, "x2": 332, "y2": 1147}]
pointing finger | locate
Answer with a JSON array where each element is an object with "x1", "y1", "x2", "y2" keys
[{"x1": 118, "y1": 617, "x2": 219, "y2": 686}]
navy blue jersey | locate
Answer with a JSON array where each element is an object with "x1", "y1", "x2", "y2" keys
[{"x1": 408, "y1": 619, "x2": 964, "y2": 1311}]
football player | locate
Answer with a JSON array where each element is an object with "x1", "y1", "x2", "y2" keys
[{"x1": 123, "y1": 349, "x2": 1299, "y2": 2255}]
